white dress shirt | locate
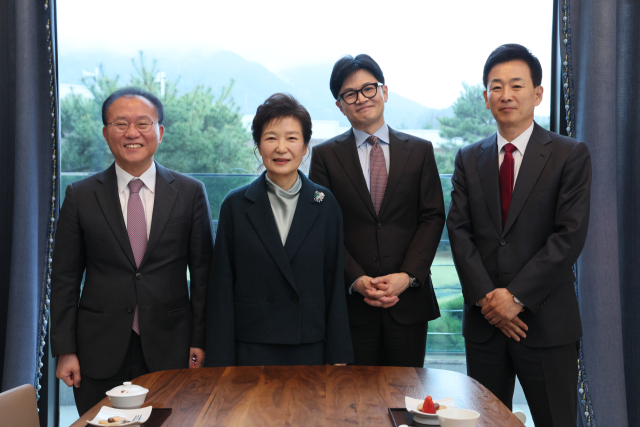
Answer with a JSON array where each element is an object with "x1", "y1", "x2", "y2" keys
[
  {"x1": 484, "y1": 121, "x2": 534, "y2": 307},
  {"x1": 497, "y1": 121, "x2": 535, "y2": 188},
  {"x1": 115, "y1": 162, "x2": 156, "y2": 239},
  {"x1": 353, "y1": 123, "x2": 391, "y2": 191},
  {"x1": 349, "y1": 123, "x2": 391, "y2": 294}
]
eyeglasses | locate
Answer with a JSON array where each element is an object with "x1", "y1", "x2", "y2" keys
[
  {"x1": 108, "y1": 120, "x2": 155, "y2": 134},
  {"x1": 338, "y1": 83, "x2": 383, "y2": 105}
]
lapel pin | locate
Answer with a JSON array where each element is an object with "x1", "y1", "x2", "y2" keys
[{"x1": 313, "y1": 191, "x2": 325, "y2": 203}]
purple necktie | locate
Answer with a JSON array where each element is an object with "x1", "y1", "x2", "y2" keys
[
  {"x1": 368, "y1": 135, "x2": 388, "y2": 216},
  {"x1": 499, "y1": 143, "x2": 517, "y2": 228},
  {"x1": 127, "y1": 179, "x2": 147, "y2": 334}
]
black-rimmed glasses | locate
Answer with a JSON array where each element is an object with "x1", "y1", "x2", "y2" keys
[
  {"x1": 338, "y1": 83, "x2": 383, "y2": 105},
  {"x1": 108, "y1": 120, "x2": 156, "y2": 134}
]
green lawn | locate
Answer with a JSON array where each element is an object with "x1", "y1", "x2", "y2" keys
[{"x1": 429, "y1": 249, "x2": 464, "y2": 352}]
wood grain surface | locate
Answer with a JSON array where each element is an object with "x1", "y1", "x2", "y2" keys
[{"x1": 70, "y1": 366, "x2": 523, "y2": 427}]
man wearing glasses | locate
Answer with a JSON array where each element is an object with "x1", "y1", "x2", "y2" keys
[
  {"x1": 50, "y1": 87, "x2": 214, "y2": 415},
  {"x1": 309, "y1": 55, "x2": 445, "y2": 367}
]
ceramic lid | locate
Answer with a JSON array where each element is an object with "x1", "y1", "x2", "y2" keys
[{"x1": 105, "y1": 382, "x2": 149, "y2": 397}]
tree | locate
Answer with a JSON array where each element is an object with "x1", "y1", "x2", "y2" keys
[
  {"x1": 434, "y1": 83, "x2": 496, "y2": 174},
  {"x1": 438, "y1": 82, "x2": 496, "y2": 143},
  {"x1": 59, "y1": 72, "x2": 118, "y2": 172},
  {"x1": 60, "y1": 52, "x2": 255, "y2": 174}
]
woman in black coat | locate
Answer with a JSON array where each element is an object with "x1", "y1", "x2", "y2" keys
[{"x1": 205, "y1": 93, "x2": 353, "y2": 366}]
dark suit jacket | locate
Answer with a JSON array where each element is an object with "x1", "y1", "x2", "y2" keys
[
  {"x1": 446, "y1": 123, "x2": 592, "y2": 347},
  {"x1": 50, "y1": 162, "x2": 214, "y2": 378},
  {"x1": 204, "y1": 172, "x2": 353, "y2": 366},
  {"x1": 309, "y1": 127, "x2": 445, "y2": 326}
]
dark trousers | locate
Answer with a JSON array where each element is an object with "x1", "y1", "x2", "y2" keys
[
  {"x1": 73, "y1": 331, "x2": 150, "y2": 416},
  {"x1": 465, "y1": 332, "x2": 579, "y2": 427},
  {"x1": 349, "y1": 308, "x2": 428, "y2": 367}
]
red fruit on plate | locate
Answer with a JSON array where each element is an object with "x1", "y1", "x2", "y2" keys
[{"x1": 422, "y1": 396, "x2": 436, "y2": 414}]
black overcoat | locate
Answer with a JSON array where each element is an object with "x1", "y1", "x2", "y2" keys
[{"x1": 205, "y1": 171, "x2": 353, "y2": 366}]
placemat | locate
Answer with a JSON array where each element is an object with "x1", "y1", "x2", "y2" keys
[
  {"x1": 389, "y1": 408, "x2": 414, "y2": 426},
  {"x1": 389, "y1": 408, "x2": 441, "y2": 426},
  {"x1": 142, "y1": 408, "x2": 172, "y2": 427}
]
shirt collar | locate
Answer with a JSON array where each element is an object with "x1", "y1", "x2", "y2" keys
[
  {"x1": 497, "y1": 121, "x2": 535, "y2": 155},
  {"x1": 115, "y1": 161, "x2": 156, "y2": 194},
  {"x1": 353, "y1": 123, "x2": 390, "y2": 148}
]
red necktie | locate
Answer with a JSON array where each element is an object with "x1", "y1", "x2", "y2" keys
[
  {"x1": 368, "y1": 135, "x2": 387, "y2": 216},
  {"x1": 499, "y1": 143, "x2": 517, "y2": 228},
  {"x1": 127, "y1": 179, "x2": 147, "y2": 334}
]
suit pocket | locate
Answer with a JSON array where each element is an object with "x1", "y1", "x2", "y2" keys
[
  {"x1": 168, "y1": 304, "x2": 191, "y2": 314},
  {"x1": 78, "y1": 305, "x2": 103, "y2": 314},
  {"x1": 531, "y1": 178, "x2": 555, "y2": 192},
  {"x1": 167, "y1": 215, "x2": 190, "y2": 224},
  {"x1": 234, "y1": 296, "x2": 258, "y2": 305}
]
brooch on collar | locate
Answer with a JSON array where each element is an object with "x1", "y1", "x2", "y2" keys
[{"x1": 313, "y1": 191, "x2": 325, "y2": 203}]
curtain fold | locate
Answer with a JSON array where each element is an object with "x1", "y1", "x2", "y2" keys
[
  {"x1": 564, "y1": 0, "x2": 640, "y2": 426},
  {"x1": 0, "y1": 0, "x2": 58, "y2": 421}
]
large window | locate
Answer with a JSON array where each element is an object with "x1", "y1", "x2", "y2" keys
[{"x1": 56, "y1": 1, "x2": 552, "y2": 425}]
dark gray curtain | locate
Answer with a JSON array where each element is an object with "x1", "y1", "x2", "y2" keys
[
  {"x1": 0, "y1": 0, "x2": 58, "y2": 423},
  {"x1": 563, "y1": 0, "x2": 640, "y2": 426}
]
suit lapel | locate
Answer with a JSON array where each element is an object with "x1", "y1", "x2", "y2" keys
[
  {"x1": 245, "y1": 173, "x2": 297, "y2": 292},
  {"x1": 502, "y1": 124, "x2": 552, "y2": 236},
  {"x1": 93, "y1": 164, "x2": 137, "y2": 269},
  {"x1": 284, "y1": 173, "x2": 319, "y2": 263},
  {"x1": 476, "y1": 135, "x2": 503, "y2": 236},
  {"x1": 378, "y1": 128, "x2": 412, "y2": 217},
  {"x1": 139, "y1": 163, "x2": 178, "y2": 269},
  {"x1": 332, "y1": 130, "x2": 377, "y2": 219}
]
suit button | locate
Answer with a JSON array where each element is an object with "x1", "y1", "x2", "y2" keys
[
  {"x1": 500, "y1": 240, "x2": 506, "y2": 246},
  {"x1": 492, "y1": 270, "x2": 498, "y2": 277},
  {"x1": 292, "y1": 295, "x2": 299, "y2": 303},
  {"x1": 135, "y1": 273, "x2": 142, "y2": 280},
  {"x1": 127, "y1": 306, "x2": 133, "y2": 313},
  {"x1": 377, "y1": 223, "x2": 383, "y2": 229},
  {"x1": 268, "y1": 294, "x2": 275, "y2": 303},
  {"x1": 373, "y1": 255, "x2": 379, "y2": 261}
]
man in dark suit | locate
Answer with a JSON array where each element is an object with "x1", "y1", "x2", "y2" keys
[
  {"x1": 446, "y1": 44, "x2": 591, "y2": 426},
  {"x1": 50, "y1": 88, "x2": 214, "y2": 415},
  {"x1": 309, "y1": 54, "x2": 445, "y2": 367}
]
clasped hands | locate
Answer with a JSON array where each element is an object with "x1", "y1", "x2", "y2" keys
[
  {"x1": 353, "y1": 273, "x2": 412, "y2": 308},
  {"x1": 479, "y1": 288, "x2": 528, "y2": 342}
]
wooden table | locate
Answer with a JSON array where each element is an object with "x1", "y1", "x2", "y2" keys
[{"x1": 71, "y1": 366, "x2": 523, "y2": 427}]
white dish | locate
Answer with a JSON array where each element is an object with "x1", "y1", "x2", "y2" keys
[
  {"x1": 405, "y1": 396, "x2": 456, "y2": 425},
  {"x1": 86, "y1": 406, "x2": 152, "y2": 426}
]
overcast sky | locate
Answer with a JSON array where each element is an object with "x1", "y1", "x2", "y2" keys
[{"x1": 58, "y1": 0, "x2": 553, "y2": 115}]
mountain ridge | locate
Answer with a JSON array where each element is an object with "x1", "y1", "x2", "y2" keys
[{"x1": 59, "y1": 50, "x2": 452, "y2": 129}]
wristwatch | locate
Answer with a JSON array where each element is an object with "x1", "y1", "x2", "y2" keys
[
  {"x1": 513, "y1": 295, "x2": 525, "y2": 307},
  {"x1": 406, "y1": 273, "x2": 420, "y2": 288}
]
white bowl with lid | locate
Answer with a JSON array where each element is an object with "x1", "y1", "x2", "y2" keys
[{"x1": 106, "y1": 382, "x2": 149, "y2": 409}]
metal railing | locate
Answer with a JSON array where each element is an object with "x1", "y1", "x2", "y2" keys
[{"x1": 60, "y1": 171, "x2": 464, "y2": 352}]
